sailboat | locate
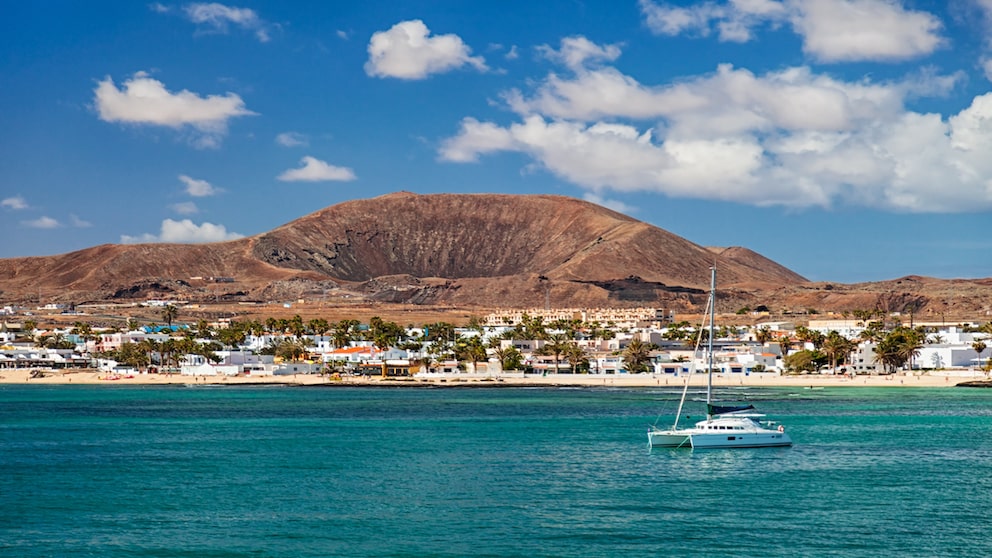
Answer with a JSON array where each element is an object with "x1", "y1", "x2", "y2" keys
[{"x1": 647, "y1": 267, "x2": 792, "y2": 449}]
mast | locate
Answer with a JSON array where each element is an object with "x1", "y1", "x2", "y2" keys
[
  {"x1": 670, "y1": 266, "x2": 717, "y2": 430},
  {"x1": 706, "y1": 266, "x2": 715, "y2": 415}
]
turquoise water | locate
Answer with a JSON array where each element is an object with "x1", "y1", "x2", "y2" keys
[{"x1": 2, "y1": 385, "x2": 991, "y2": 557}]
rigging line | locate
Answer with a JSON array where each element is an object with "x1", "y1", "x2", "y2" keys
[{"x1": 649, "y1": 285, "x2": 714, "y2": 429}]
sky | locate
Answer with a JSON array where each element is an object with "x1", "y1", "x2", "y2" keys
[{"x1": 2, "y1": 0, "x2": 991, "y2": 283}]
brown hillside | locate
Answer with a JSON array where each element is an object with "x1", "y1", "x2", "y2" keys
[
  {"x1": 0, "y1": 192, "x2": 989, "y2": 319},
  {"x1": 252, "y1": 192, "x2": 803, "y2": 287}
]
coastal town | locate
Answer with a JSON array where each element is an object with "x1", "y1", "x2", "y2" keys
[{"x1": 2, "y1": 301, "x2": 990, "y2": 387}]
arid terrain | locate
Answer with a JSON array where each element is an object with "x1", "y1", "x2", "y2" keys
[{"x1": 2, "y1": 192, "x2": 990, "y2": 326}]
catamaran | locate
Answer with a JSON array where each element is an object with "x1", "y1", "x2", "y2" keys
[{"x1": 647, "y1": 267, "x2": 792, "y2": 449}]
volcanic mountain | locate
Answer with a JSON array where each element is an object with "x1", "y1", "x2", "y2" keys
[{"x1": 1, "y1": 192, "x2": 989, "y2": 317}]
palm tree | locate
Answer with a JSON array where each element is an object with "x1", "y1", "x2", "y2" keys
[
  {"x1": 332, "y1": 319, "x2": 359, "y2": 349},
  {"x1": 563, "y1": 343, "x2": 588, "y2": 373},
  {"x1": 454, "y1": 335, "x2": 487, "y2": 373},
  {"x1": 275, "y1": 337, "x2": 312, "y2": 363},
  {"x1": 195, "y1": 319, "x2": 212, "y2": 339},
  {"x1": 138, "y1": 338, "x2": 160, "y2": 370},
  {"x1": 621, "y1": 338, "x2": 653, "y2": 374},
  {"x1": 490, "y1": 343, "x2": 523, "y2": 371},
  {"x1": 288, "y1": 315, "x2": 306, "y2": 339},
  {"x1": 308, "y1": 318, "x2": 330, "y2": 337},
  {"x1": 537, "y1": 333, "x2": 572, "y2": 374},
  {"x1": 822, "y1": 331, "x2": 854, "y2": 374},
  {"x1": 161, "y1": 305, "x2": 179, "y2": 329},
  {"x1": 754, "y1": 326, "x2": 773, "y2": 345},
  {"x1": 874, "y1": 326, "x2": 923, "y2": 373},
  {"x1": 217, "y1": 323, "x2": 247, "y2": 349},
  {"x1": 972, "y1": 341, "x2": 988, "y2": 375}
]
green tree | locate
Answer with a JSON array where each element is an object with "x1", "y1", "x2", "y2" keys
[
  {"x1": 783, "y1": 349, "x2": 827, "y2": 374},
  {"x1": 490, "y1": 343, "x2": 523, "y2": 371},
  {"x1": 795, "y1": 326, "x2": 825, "y2": 349},
  {"x1": 874, "y1": 326, "x2": 924, "y2": 373},
  {"x1": 821, "y1": 331, "x2": 854, "y2": 374},
  {"x1": 332, "y1": 319, "x2": 360, "y2": 349},
  {"x1": 288, "y1": 315, "x2": 306, "y2": 339},
  {"x1": 195, "y1": 319, "x2": 212, "y2": 339},
  {"x1": 973, "y1": 341, "x2": 988, "y2": 375},
  {"x1": 754, "y1": 326, "x2": 773, "y2": 345},
  {"x1": 71, "y1": 322, "x2": 96, "y2": 344},
  {"x1": 112, "y1": 342, "x2": 151, "y2": 369},
  {"x1": 274, "y1": 337, "x2": 312, "y2": 363},
  {"x1": 217, "y1": 323, "x2": 248, "y2": 348},
  {"x1": 621, "y1": 338, "x2": 654, "y2": 374},
  {"x1": 563, "y1": 343, "x2": 589, "y2": 373},
  {"x1": 308, "y1": 318, "x2": 330, "y2": 337},
  {"x1": 537, "y1": 333, "x2": 572, "y2": 374},
  {"x1": 454, "y1": 335, "x2": 487, "y2": 373},
  {"x1": 161, "y1": 305, "x2": 179, "y2": 328}
]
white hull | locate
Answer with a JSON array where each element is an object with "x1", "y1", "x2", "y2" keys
[
  {"x1": 647, "y1": 268, "x2": 794, "y2": 450},
  {"x1": 648, "y1": 416, "x2": 792, "y2": 449}
]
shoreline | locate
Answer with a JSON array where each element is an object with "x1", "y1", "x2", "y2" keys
[{"x1": 2, "y1": 369, "x2": 988, "y2": 388}]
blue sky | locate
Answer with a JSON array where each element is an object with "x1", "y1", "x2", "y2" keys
[{"x1": 2, "y1": 0, "x2": 991, "y2": 283}]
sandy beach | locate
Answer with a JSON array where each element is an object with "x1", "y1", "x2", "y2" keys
[{"x1": 1, "y1": 368, "x2": 985, "y2": 388}]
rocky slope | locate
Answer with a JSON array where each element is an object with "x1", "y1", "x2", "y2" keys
[{"x1": 1, "y1": 192, "x2": 989, "y2": 317}]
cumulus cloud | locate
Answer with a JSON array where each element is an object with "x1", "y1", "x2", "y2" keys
[
  {"x1": 23, "y1": 216, "x2": 60, "y2": 229},
  {"x1": 93, "y1": 71, "x2": 255, "y2": 148},
  {"x1": 639, "y1": 0, "x2": 785, "y2": 42},
  {"x1": 439, "y1": 37, "x2": 991, "y2": 213},
  {"x1": 184, "y1": 2, "x2": 273, "y2": 42},
  {"x1": 365, "y1": 20, "x2": 487, "y2": 79},
  {"x1": 640, "y1": 0, "x2": 944, "y2": 62},
  {"x1": 179, "y1": 174, "x2": 220, "y2": 196},
  {"x1": 121, "y1": 218, "x2": 244, "y2": 244},
  {"x1": 2, "y1": 196, "x2": 28, "y2": 210},
  {"x1": 536, "y1": 36, "x2": 621, "y2": 71},
  {"x1": 277, "y1": 156, "x2": 356, "y2": 182},
  {"x1": 792, "y1": 0, "x2": 945, "y2": 62},
  {"x1": 170, "y1": 201, "x2": 199, "y2": 215},
  {"x1": 69, "y1": 214, "x2": 92, "y2": 228},
  {"x1": 275, "y1": 131, "x2": 308, "y2": 147}
]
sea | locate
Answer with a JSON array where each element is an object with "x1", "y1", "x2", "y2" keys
[{"x1": 2, "y1": 384, "x2": 991, "y2": 557}]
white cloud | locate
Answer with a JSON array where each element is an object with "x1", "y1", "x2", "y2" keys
[
  {"x1": 24, "y1": 216, "x2": 60, "y2": 229},
  {"x1": 440, "y1": 43, "x2": 992, "y2": 213},
  {"x1": 121, "y1": 218, "x2": 244, "y2": 244},
  {"x1": 792, "y1": 0, "x2": 945, "y2": 62},
  {"x1": 639, "y1": 0, "x2": 788, "y2": 42},
  {"x1": 149, "y1": 2, "x2": 170, "y2": 13},
  {"x1": 536, "y1": 36, "x2": 622, "y2": 71},
  {"x1": 982, "y1": 57, "x2": 992, "y2": 83},
  {"x1": 179, "y1": 174, "x2": 220, "y2": 196},
  {"x1": 277, "y1": 156, "x2": 357, "y2": 182},
  {"x1": 184, "y1": 2, "x2": 272, "y2": 42},
  {"x1": 640, "y1": 0, "x2": 944, "y2": 62},
  {"x1": 2, "y1": 196, "x2": 28, "y2": 210},
  {"x1": 170, "y1": 201, "x2": 199, "y2": 215},
  {"x1": 505, "y1": 62, "x2": 908, "y2": 134},
  {"x1": 365, "y1": 19, "x2": 487, "y2": 80},
  {"x1": 582, "y1": 193, "x2": 636, "y2": 215},
  {"x1": 69, "y1": 214, "x2": 92, "y2": 228},
  {"x1": 93, "y1": 71, "x2": 255, "y2": 148},
  {"x1": 275, "y1": 131, "x2": 308, "y2": 147}
]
